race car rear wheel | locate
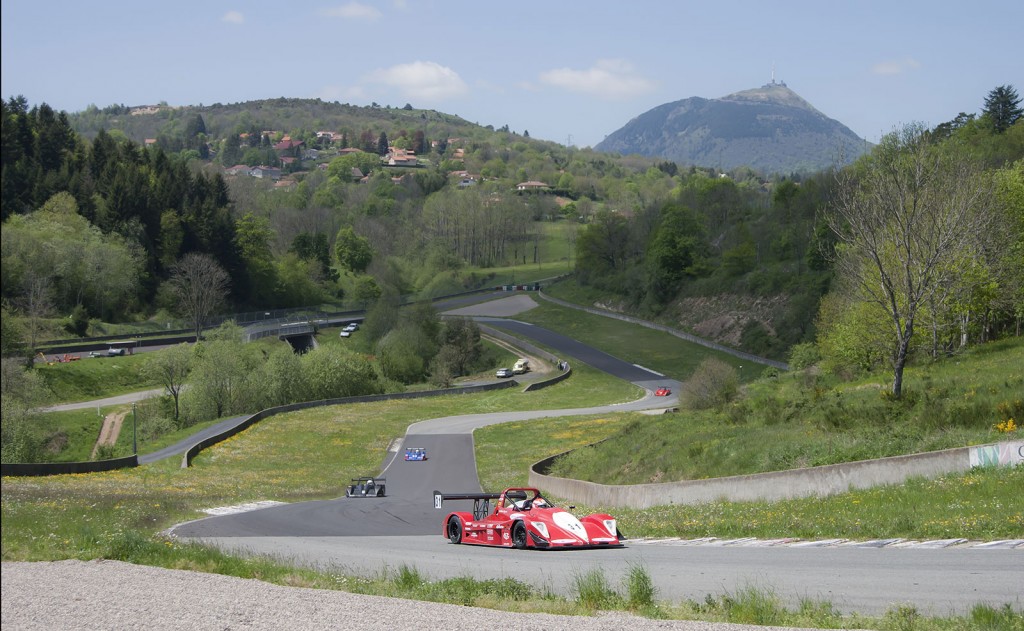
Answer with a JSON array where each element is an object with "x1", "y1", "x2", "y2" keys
[
  {"x1": 512, "y1": 522, "x2": 528, "y2": 549},
  {"x1": 447, "y1": 516, "x2": 463, "y2": 544}
]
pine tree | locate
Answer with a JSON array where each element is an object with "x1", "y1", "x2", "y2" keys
[{"x1": 982, "y1": 85, "x2": 1022, "y2": 133}]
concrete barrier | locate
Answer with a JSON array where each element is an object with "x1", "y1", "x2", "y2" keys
[{"x1": 529, "y1": 440, "x2": 1023, "y2": 509}]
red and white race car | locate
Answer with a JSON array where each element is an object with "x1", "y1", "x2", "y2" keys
[
  {"x1": 435, "y1": 487, "x2": 623, "y2": 550},
  {"x1": 654, "y1": 386, "x2": 671, "y2": 396}
]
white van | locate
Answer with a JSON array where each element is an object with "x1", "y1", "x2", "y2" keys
[{"x1": 512, "y1": 358, "x2": 530, "y2": 374}]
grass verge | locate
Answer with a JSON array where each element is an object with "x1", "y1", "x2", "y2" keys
[{"x1": 514, "y1": 299, "x2": 766, "y2": 383}]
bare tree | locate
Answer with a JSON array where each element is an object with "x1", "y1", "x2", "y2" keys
[
  {"x1": 145, "y1": 343, "x2": 192, "y2": 422},
  {"x1": 169, "y1": 253, "x2": 230, "y2": 340},
  {"x1": 826, "y1": 123, "x2": 995, "y2": 398},
  {"x1": 17, "y1": 271, "x2": 54, "y2": 363}
]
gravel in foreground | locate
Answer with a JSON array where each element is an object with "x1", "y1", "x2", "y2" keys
[{"x1": 2, "y1": 560, "x2": 850, "y2": 631}]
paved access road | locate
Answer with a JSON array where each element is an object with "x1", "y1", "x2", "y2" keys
[{"x1": 168, "y1": 303, "x2": 1022, "y2": 617}]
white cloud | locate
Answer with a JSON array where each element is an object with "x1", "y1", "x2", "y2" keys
[
  {"x1": 871, "y1": 57, "x2": 921, "y2": 76},
  {"x1": 222, "y1": 11, "x2": 244, "y2": 24},
  {"x1": 538, "y1": 59, "x2": 656, "y2": 100},
  {"x1": 365, "y1": 61, "x2": 469, "y2": 102},
  {"x1": 320, "y1": 2, "x2": 382, "y2": 20}
]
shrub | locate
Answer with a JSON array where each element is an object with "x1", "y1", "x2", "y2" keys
[
  {"x1": 64, "y1": 304, "x2": 90, "y2": 337},
  {"x1": 682, "y1": 357, "x2": 739, "y2": 410},
  {"x1": 0, "y1": 401, "x2": 44, "y2": 463},
  {"x1": 788, "y1": 342, "x2": 820, "y2": 369}
]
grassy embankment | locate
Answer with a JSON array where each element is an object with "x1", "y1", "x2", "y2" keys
[{"x1": 33, "y1": 352, "x2": 162, "y2": 405}]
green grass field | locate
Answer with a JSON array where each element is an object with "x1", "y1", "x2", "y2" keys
[{"x1": 34, "y1": 353, "x2": 161, "y2": 404}]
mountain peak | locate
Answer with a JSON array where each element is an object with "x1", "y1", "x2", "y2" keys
[
  {"x1": 721, "y1": 80, "x2": 821, "y2": 115},
  {"x1": 594, "y1": 80, "x2": 871, "y2": 174}
]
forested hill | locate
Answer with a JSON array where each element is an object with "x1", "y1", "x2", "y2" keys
[
  {"x1": 595, "y1": 82, "x2": 871, "y2": 174},
  {"x1": 2, "y1": 89, "x2": 1021, "y2": 367},
  {"x1": 68, "y1": 98, "x2": 486, "y2": 149}
]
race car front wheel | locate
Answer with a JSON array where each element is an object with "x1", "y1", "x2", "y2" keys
[
  {"x1": 512, "y1": 522, "x2": 528, "y2": 549},
  {"x1": 447, "y1": 516, "x2": 463, "y2": 544}
]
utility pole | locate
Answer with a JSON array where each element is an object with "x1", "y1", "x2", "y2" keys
[{"x1": 132, "y1": 403, "x2": 138, "y2": 456}]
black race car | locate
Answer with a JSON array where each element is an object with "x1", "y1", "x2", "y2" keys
[{"x1": 345, "y1": 476, "x2": 386, "y2": 497}]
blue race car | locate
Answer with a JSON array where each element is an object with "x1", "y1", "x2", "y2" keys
[{"x1": 404, "y1": 447, "x2": 427, "y2": 461}]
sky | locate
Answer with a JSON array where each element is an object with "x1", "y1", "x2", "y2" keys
[{"x1": 2, "y1": 1, "x2": 1022, "y2": 148}]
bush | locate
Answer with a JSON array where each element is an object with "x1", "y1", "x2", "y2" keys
[
  {"x1": 63, "y1": 304, "x2": 90, "y2": 337},
  {"x1": 0, "y1": 401, "x2": 44, "y2": 463},
  {"x1": 682, "y1": 357, "x2": 739, "y2": 410},
  {"x1": 788, "y1": 343, "x2": 820, "y2": 369},
  {"x1": 135, "y1": 397, "x2": 177, "y2": 438},
  {"x1": 301, "y1": 348, "x2": 382, "y2": 400},
  {"x1": 377, "y1": 329, "x2": 429, "y2": 384}
]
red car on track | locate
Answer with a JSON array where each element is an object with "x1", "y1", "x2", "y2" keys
[
  {"x1": 435, "y1": 487, "x2": 622, "y2": 550},
  {"x1": 654, "y1": 386, "x2": 671, "y2": 396}
]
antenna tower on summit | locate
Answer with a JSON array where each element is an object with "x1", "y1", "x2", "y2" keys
[{"x1": 765, "y1": 62, "x2": 786, "y2": 88}]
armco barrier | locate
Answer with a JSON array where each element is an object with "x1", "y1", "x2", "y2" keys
[
  {"x1": 1, "y1": 454, "x2": 138, "y2": 477},
  {"x1": 529, "y1": 440, "x2": 1023, "y2": 509},
  {"x1": 523, "y1": 364, "x2": 571, "y2": 392}
]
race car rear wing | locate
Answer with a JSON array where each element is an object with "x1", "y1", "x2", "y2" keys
[{"x1": 434, "y1": 490, "x2": 516, "y2": 520}]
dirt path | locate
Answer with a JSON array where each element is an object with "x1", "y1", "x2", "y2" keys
[{"x1": 90, "y1": 411, "x2": 127, "y2": 459}]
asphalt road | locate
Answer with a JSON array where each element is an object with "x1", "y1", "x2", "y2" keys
[
  {"x1": 160, "y1": 300, "x2": 1022, "y2": 617},
  {"x1": 172, "y1": 534, "x2": 1023, "y2": 617}
]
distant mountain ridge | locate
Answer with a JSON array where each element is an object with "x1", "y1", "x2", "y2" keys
[{"x1": 595, "y1": 81, "x2": 872, "y2": 174}]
